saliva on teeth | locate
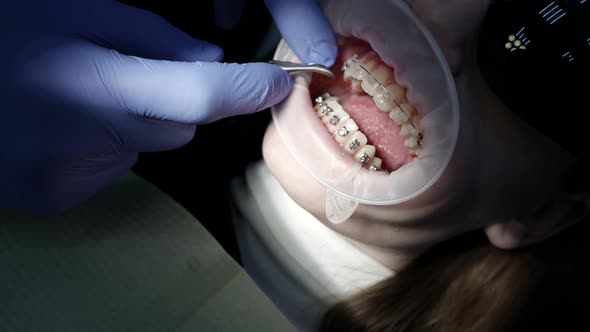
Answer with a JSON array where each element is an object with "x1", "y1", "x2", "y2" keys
[{"x1": 313, "y1": 52, "x2": 423, "y2": 172}]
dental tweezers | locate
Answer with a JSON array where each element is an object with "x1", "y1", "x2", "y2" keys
[{"x1": 268, "y1": 60, "x2": 335, "y2": 78}]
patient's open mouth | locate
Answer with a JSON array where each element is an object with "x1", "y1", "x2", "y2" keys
[
  {"x1": 270, "y1": 0, "x2": 458, "y2": 206},
  {"x1": 309, "y1": 36, "x2": 423, "y2": 174}
]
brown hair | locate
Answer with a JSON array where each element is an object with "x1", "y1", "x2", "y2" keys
[{"x1": 320, "y1": 219, "x2": 590, "y2": 332}]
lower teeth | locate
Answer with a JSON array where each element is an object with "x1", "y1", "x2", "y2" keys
[
  {"x1": 313, "y1": 94, "x2": 382, "y2": 172},
  {"x1": 313, "y1": 86, "x2": 423, "y2": 173}
]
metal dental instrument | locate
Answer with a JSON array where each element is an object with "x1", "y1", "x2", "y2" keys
[{"x1": 268, "y1": 60, "x2": 335, "y2": 78}]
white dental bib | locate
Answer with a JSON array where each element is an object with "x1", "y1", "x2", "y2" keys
[{"x1": 231, "y1": 161, "x2": 393, "y2": 332}]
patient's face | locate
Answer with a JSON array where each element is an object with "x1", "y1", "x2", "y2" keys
[{"x1": 262, "y1": 0, "x2": 575, "y2": 269}]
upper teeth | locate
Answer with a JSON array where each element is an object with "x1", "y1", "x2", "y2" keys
[
  {"x1": 389, "y1": 103, "x2": 415, "y2": 125},
  {"x1": 342, "y1": 53, "x2": 422, "y2": 151}
]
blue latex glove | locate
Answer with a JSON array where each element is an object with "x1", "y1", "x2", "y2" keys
[
  {"x1": 0, "y1": 0, "x2": 337, "y2": 215},
  {"x1": 214, "y1": 0, "x2": 338, "y2": 66}
]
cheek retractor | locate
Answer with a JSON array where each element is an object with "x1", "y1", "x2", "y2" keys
[{"x1": 270, "y1": 0, "x2": 460, "y2": 224}]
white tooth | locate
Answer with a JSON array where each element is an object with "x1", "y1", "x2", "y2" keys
[
  {"x1": 399, "y1": 117, "x2": 420, "y2": 137},
  {"x1": 373, "y1": 92, "x2": 396, "y2": 112},
  {"x1": 361, "y1": 76, "x2": 380, "y2": 96},
  {"x1": 342, "y1": 66, "x2": 354, "y2": 80},
  {"x1": 404, "y1": 136, "x2": 418, "y2": 149},
  {"x1": 325, "y1": 98, "x2": 344, "y2": 113},
  {"x1": 369, "y1": 157, "x2": 382, "y2": 170},
  {"x1": 358, "y1": 52, "x2": 389, "y2": 80},
  {"x1": 388, "y1": 103, "x2": 415, "y2": 125},
  {"x1": 354, "y1": 145, "x2": 376, "y2": 164},
  {"x1": 370, "y1": 66, "x2": 391, "y2": 85},
  {"x1": 345, "y1": 131, "x2": 368, "y2": 154},
  {"x1": 343, "y1": 61, "x2": 364, "y2": 82},
  {"x1": 384, "y1": 83, "x2": 406, "y2": 105},
  {"x1": 334, "y1": 119, "x2": 359, "y2": 144},
  {"x1": 323, "y1": 108, "x2": 351, "y2": 133},
  {"x1": 400, "y1": 122, "x2": 412, "y2": 137},
  {"x1": 389, "y1": 108, "x2": 409, "y2": 125},
  {"x1": 342, "y1": 57, "x2": 353, "y2": 75},
  {"x1": 358, "y1": 54, "x2": 377, "y2": 70}
]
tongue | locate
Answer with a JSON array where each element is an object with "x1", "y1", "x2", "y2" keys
[
  {"x1": 340, "y1": 94, "x2": 411, "y2": 171},
  {"x1": 309, "y1": 37, "x2": 411, "y2": 172}
]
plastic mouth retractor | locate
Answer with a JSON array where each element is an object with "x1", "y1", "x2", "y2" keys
[{"x1": 270, "y1": 0, "x2": 459, "y2": 223}]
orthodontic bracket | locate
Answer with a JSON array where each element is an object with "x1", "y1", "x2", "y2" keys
[
  {"x1": 329, "y1": 115, "x2": 341, "y2": 125},
  {"x1": 359, "y1": 153, "x2": 370, "y2": 164}
]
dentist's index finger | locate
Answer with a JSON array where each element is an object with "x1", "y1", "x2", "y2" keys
[
  {"x1": 264, "y1": 0, "x2": 337, "y2": 67},
  {"x1": 98, "y1": 53, "x2": 293, "y2": 124}
]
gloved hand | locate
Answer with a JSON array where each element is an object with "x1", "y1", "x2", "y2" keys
[
  {"x1": 0, "y1": 0, "x2": 336, "y2": 215},
  {"x1": 214, "y1": 0, "x2": 338, "y2": 66}
]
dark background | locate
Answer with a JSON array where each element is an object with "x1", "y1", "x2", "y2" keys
[{"x1": 124, "y1": 0, "x2": 589, "y2": 264}]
